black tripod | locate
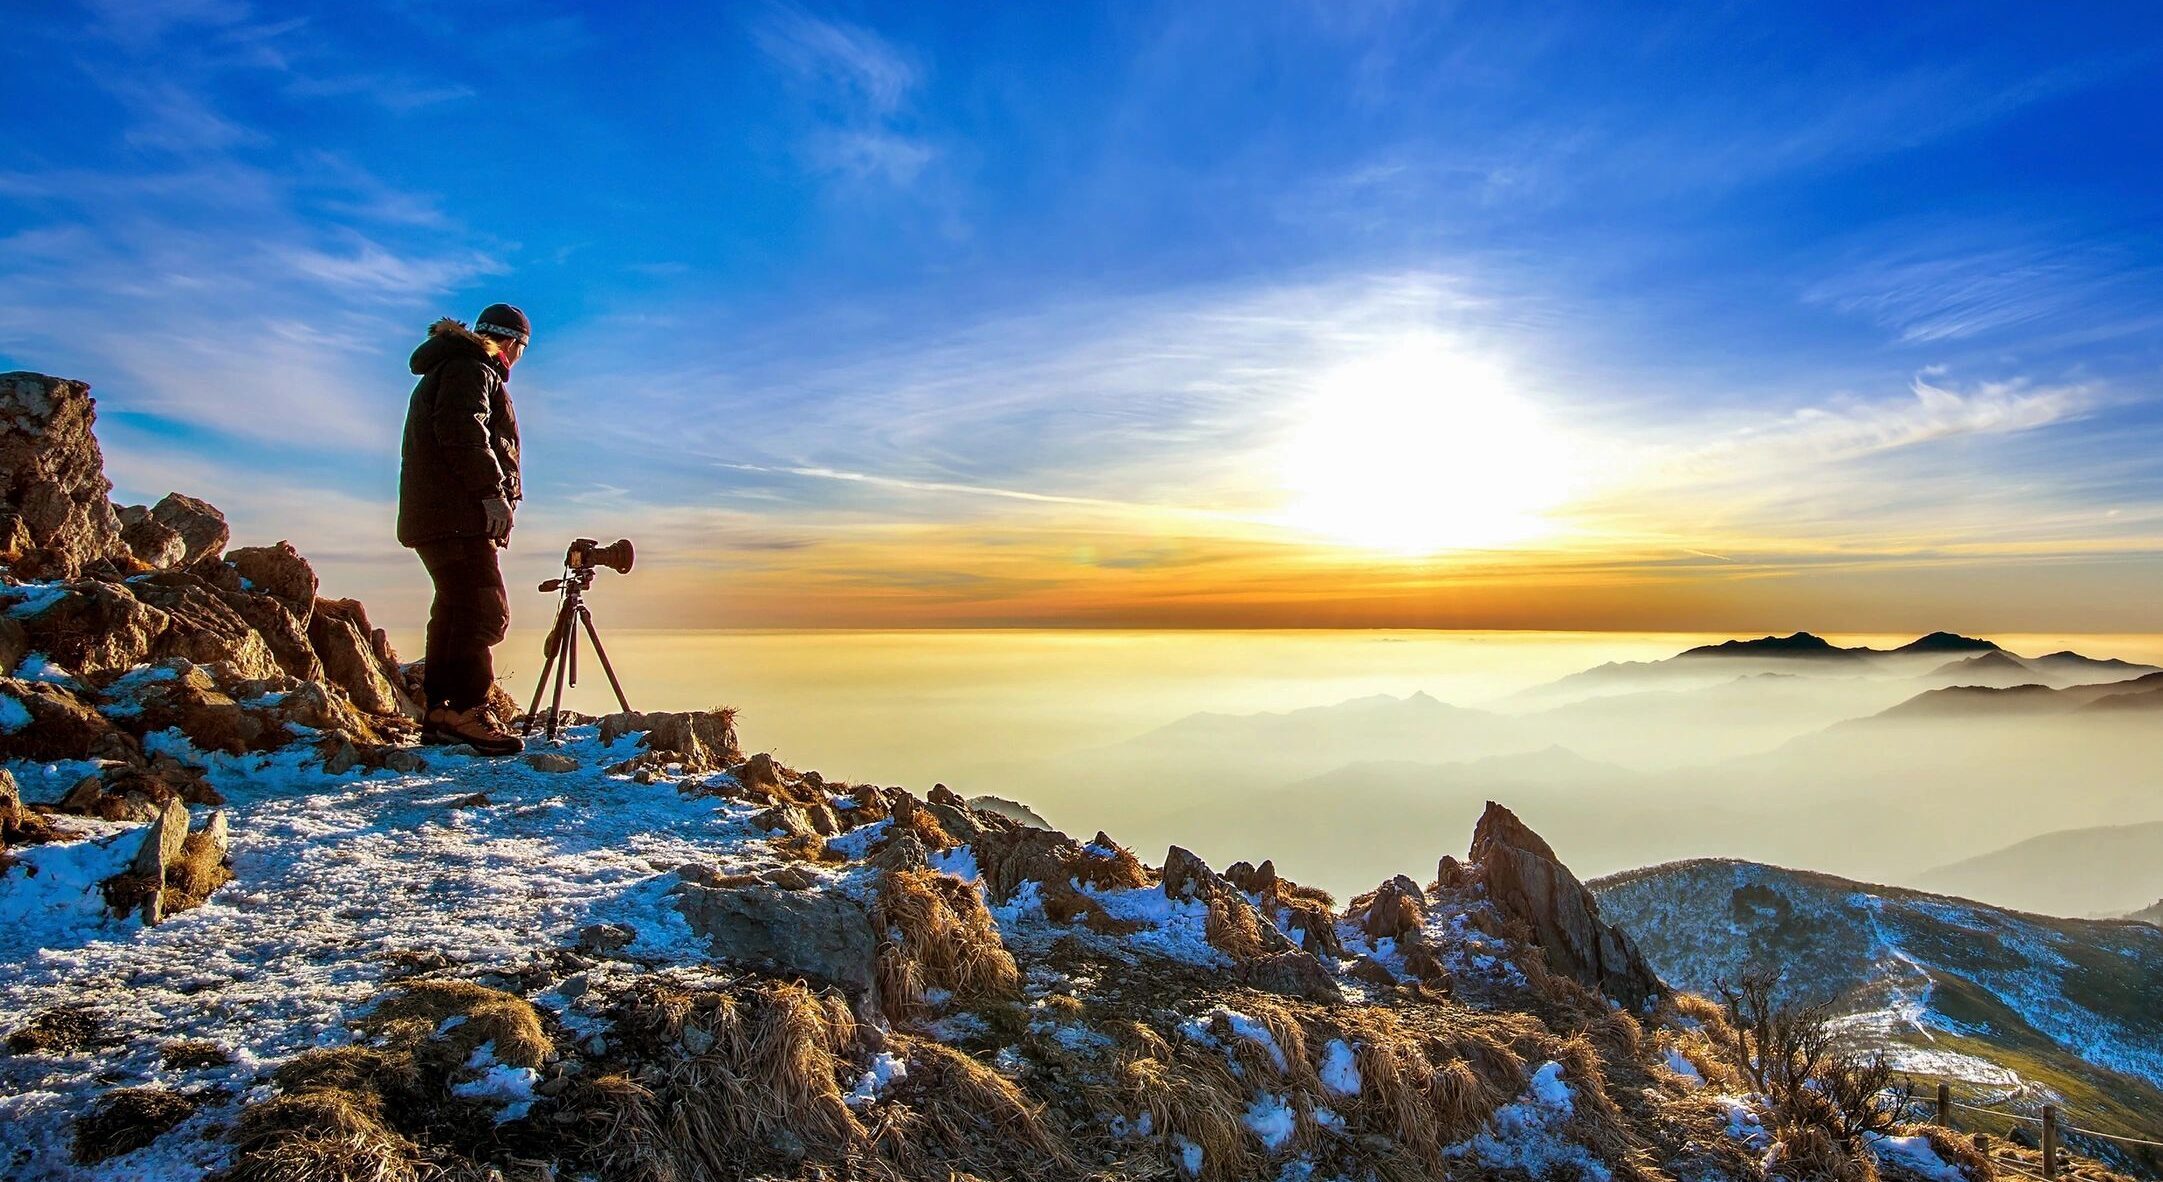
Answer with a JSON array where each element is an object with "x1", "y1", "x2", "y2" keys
[{"x1": 522, "y1": 563, "x2": 631, "y2": 742}]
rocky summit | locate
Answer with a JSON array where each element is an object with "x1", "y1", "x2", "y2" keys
[{"x1": 0, "y1": 372, "x2": 2138, "y2": 1182}]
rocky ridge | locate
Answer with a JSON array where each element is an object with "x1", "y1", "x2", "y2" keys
[{"x1": 0, "y1": 370, "x2": 2132, "y2": 1182}]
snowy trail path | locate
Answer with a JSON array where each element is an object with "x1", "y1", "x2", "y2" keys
[{"x1": 1, "y1": 727, "x2": 760, "y2": 1179}]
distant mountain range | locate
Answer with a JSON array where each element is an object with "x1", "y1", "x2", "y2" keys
[
  {"x1": 1514, "y1": 630, "x2": 2156, "y2": 704},
  {"x1": 959, "y1": 629, "x2": 2163, "y2": 910},
  {"x1": 1593, "y1": 859, "x2": 2163, "y2": 1163},
  {"x1": 1919, "y1": 822, "x2": 2163, "y2": 918}
]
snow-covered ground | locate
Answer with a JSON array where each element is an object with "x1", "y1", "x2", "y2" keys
[{"x1": 1, "y1": 725, "x2": 779, "y2": 1179}]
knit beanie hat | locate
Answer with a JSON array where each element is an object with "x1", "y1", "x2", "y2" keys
[{"x1": 475, "y1": 303, "x2": 532, "y2": 344}]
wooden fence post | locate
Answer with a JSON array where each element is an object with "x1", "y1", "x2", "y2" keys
[
  {"x1": 1937, "y1": 1082, "x2": 1952, "y2": 1126},
  {"x1": 2042, "y1": 1105, "x2": 2059, "y2": 1179}
]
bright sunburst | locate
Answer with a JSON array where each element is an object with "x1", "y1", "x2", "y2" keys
[{"x1": 1279, "y1": 336, "x2": 1572, "y2": 554}]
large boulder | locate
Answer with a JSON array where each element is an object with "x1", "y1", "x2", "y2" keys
[
  {"x1": 149, "y1": 493, "x2": 227, "y2": 567},
  {"x1": 117, "y1": 509, "x2": 187, "y2": 569},
  {"x1": 599, "y1": 709, "x2": 739, "y2": 772},
  {"x1": 125, "y1": 573, "x2": 287, "y2": 682},
  {"x1": 0, "y1": 373, "x2": 130, "y2": 578},
  {"x1": 308, "y1": 598, "x2": 407, "y2": 716},
  {"x1": 225, "y1": 542, "x2": 317, "y2": 614},
  {"x1": 669, "y1": 878, "x2": 879, "y2": 996},
  {"x1": 12, "y1": 580, "x2": 167, "y2": 676},
  {"x1": 1469, "y1": 801, "x2": 1664, "y2": 1009}
]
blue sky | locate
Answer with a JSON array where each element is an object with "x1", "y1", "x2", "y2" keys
[{"x1": 3, "y1": 1, "x2": 2160, "y2": 631}]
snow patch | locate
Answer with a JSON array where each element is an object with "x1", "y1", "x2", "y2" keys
[
  {"x1": 1320, "y1": 1038, "x2": 1361, "y2": 1096},
  {"x1": 1447, "y1": 1060, "x2": 1612, "y2": 1182},
  {"x1": 1244, "y1": 1091, "x2": 1297, "y2": 1151}
]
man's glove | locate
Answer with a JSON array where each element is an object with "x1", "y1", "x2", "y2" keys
[{"x1": 481, "y1": 496, "x2": 514, "y2": 542}]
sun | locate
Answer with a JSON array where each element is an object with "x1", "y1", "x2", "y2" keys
[{"x1": 1278, "y1": 336, "x2": 1572, "y2": 554}]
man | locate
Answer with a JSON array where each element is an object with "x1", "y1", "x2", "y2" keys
[{"x1": 397, "y1": 303, "x2": 529, "y2": 756}]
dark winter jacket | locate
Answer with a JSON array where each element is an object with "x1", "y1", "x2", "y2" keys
[{"x1": 398, "y1": 319, "x2": 522, "y2": 548}]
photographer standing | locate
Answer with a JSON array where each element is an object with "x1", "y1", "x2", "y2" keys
[{"x1": 397, "y1": 304, "x2": 530, "y2": 756}]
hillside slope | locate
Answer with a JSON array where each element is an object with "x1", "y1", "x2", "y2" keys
[{"x1": 1593, "y1": 859, "x2": 2163, "y2": 1169}]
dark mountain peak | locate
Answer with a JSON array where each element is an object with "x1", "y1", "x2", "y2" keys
[
  {"x1": 1681, "y1": 631, "x2": 1860, "y2": 659},
  {"x1": 1935, "y1": 651, "x2": 2030, "y2": 673},
  {"x1": 1895, "y1": 631, "x2": 2001, "y2": 655}
]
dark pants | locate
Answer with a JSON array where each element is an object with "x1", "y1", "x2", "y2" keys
[{"x1": 415, "y1": 538, "x2": 509, "y2": 712}]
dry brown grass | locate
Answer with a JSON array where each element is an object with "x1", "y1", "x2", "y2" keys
[
  {"x1": 1112, "y1": 1039, "x2": 1256, "y2": 1181},
  {"x1": 225, "y1": 1049, "x2": 429, "y2": 1182},
  {"x1": 161, "y1": 1039, "x2": 233, "y2": 1070},
  {"x1": 582, "y1": 976, "x2": 870, "y2": 1179},
  {"x1": 72, "y1": 1086, "x2": 197, "y2": 1164},
  {"x1": 1070, "y1": 832, "x2": 1149, "y2": 891},
  {"x1": 872, "y1": 867, "x2": 1020, "y2": 1021},
  {"x1": 881, "y1": 1034, "x2": 1069, "y2": 1174},
  {"x1": 356, "y1": 980, "x2": 551, "y2": 1070}
]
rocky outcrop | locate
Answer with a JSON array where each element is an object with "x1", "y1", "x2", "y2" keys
[
  {"x1": 1470, "y1": 801, "x2": 1664, "y2": 1009},
  {"x1": 0, "y1": 373, "x2": 129, "y2": 578},
  {"x1": 670, "y1": 874, "x2": 879, "y2": 995},
  {"x1": 600, "y1": 709, "x2": 740, "y2": 774},
  {"x1": 1162, "y1": 844, "x2": 1342, "y2": 1001}
]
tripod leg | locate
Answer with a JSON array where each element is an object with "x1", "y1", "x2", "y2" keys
[
  {"x1": 547, "y1": 610, "x2": 573, "y2": 742},
  {"x1": 522, "y1": 600, "x2": 571, "y2": 736},
  {"x1": 578, "y1": 606, "x2": 633, "y2": 713}
]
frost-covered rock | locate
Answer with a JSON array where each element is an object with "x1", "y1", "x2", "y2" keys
[{"x1": 670, "y1": 877, "x2": 879, "y2": 995}]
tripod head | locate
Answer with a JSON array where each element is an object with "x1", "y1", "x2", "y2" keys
[{"x1": 538, "y1": 537, "x2": 634, "y2": 594}]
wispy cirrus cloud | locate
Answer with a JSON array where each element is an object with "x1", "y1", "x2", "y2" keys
[
  {"x1": 1802, "y1": 234, "x2": 2154, "y2": 346},
  {"x1": 752, "y1": 4, "x2": 939, "y2": 187}
]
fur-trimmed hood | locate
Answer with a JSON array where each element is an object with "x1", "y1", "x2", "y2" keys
[{"x1": 409, "y1": 317, "x2": 505, "y2": 376}]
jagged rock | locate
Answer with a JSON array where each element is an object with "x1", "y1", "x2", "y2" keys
[
  {"x1": 599, "y1": 709, "x2": 739, "y2": 773},
  {"x1": 126, "y1": 573, "x2": 287, "y2": 681},
  {"x1": 869, "y1": 829, "x2": 929, "y2": 873},
  {"x1": 524, "y1": 752, "x2": 578, "y2": 774},
  {"x1": 1436, "y1": 854, "x2": 1467, "y2": 889},
  {"x1": 121, "y1": 798, "x2": 191, "y2": 923},
  {"x1": 1361, "y1": 875, "x2": 1428, "y2": 941},
  {"x1": 225, "y1": 542, "x2": 317, "y2": 614},
  {"x1": 119, "y1": 513, "x2": 187, "y2": 569},
  {"x1": 309, "y1": 598, "x2": 409, "y2": 716},
  {"x1": 211, "y1": 587, "x2": 319, "y2": 682},
  {"x1": 1161, "y1": 844, "x2": 1305, "y2": 964},
  {"x1": 0, "y1": 373, "x2": 130, "y2": 578},
  {"x1": 1245, "y1": 948, "x2": 1345, "y2": 1002},
  {"x1": 13, "y1": 580, "x2": 166, "y2": 675},
  {"x1": 148, "y1": 493, "x2": 227, "y2": 567},
  {"x1": 735, "y1": 750, "x2": 781, "y2": 791},
  {"x1": 0, "y1": 680, "x2": 119, "y2": 762},
  {"x1": 1470, "y1": 801, "x2": 1664, "y2": 1009},
  {"x1": 108, "y1": 803, "x2": 230, "y2": 926},
  {"x1": 669, "y1": 880, "x2": 879, "y2": 995},
  {"x1": 131, "y1": 797, "x2": 191, "y2": 878}
]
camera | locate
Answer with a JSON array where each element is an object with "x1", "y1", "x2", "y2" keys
[{"x1": 564, "y1": 537, "x2": 634, "y2": 574}]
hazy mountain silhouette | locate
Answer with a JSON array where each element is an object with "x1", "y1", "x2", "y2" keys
[
  {"x1": 1920, "y1": 821, "x2": 2163, "y2": 918},
  {"x1": 1920, "y1": 650, "x2": 2051, "y2": 688}
]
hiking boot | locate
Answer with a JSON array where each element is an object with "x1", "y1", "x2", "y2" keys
[{"x1": 422, "y1": 704, "x2": 524, "y2": 757}]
